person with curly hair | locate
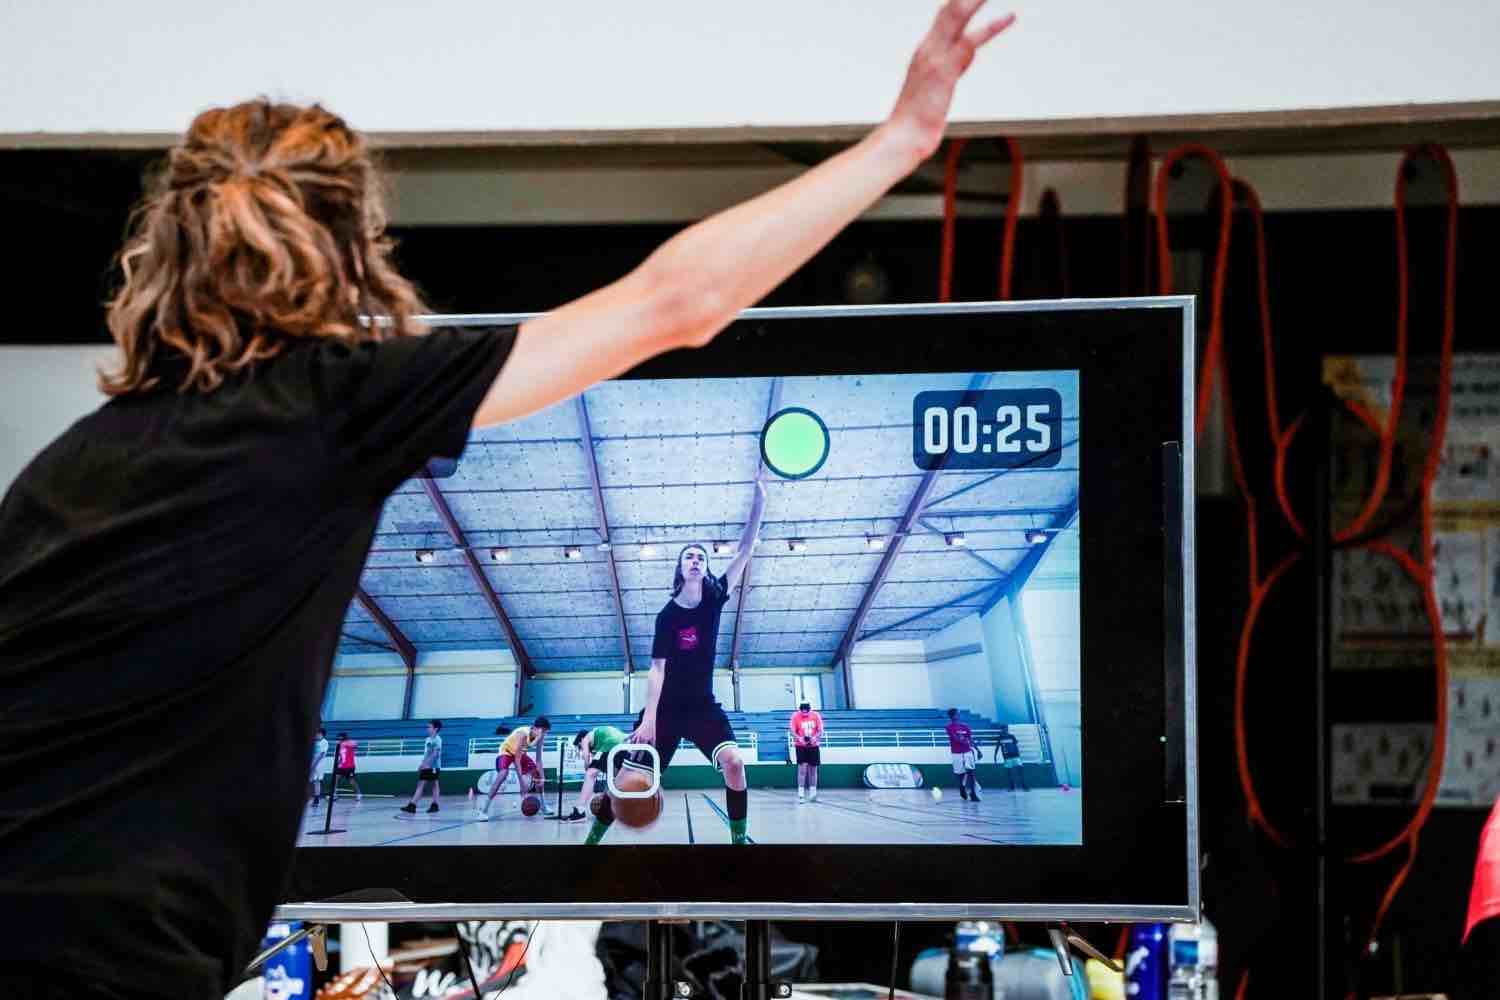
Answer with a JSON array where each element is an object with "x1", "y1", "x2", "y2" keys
[{"x1": 0, "y1": 5, "x2": 1015, "y2": 994}]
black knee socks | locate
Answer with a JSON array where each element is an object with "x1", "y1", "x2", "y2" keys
[{"x1": 726, "y1": 786, "x2": 748, "y2": 822}]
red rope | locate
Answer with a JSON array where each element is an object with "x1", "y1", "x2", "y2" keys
[
  {"x1": 1151, "y1": 144, "x2": 1235, "y2": 440},
  {"x1": 939, "y1": 137, "x2": 1023, "y2": 302}
]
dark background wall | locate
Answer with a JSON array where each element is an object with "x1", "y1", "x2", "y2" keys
[{"x1": 4, "y1": 146, "x2": 1497, "y2": 997}]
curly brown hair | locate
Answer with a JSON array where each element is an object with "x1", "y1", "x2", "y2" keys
[{"x1": 101, "y1": 99, "x2": 430, "y2": 395}]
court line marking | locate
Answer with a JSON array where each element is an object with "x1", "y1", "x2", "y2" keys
[
  {"x1": 685, "y1": 793, "x2": 696, "y2": 845},
  {"x1": 775, "y1": 788, "x2": 1046, "y2": 827},
  {"x1": 373, "y1": 820, "x2": 475, "y2": 846},
  {"x1": 699, "y1": 793, "x2": 756, "y2": 844}
]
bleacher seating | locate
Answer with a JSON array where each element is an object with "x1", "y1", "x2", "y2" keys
[{"x1": 325, "y1": 708, "x2": 1006, "y2": 767}]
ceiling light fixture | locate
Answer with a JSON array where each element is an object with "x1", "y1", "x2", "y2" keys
[
  {"x1": 1025, "y1": 529, "x2": 1049, "y2": 545},
  {"x1": 865, "y1": 534, "x2": 887, "y2": 550},
  {"x1": 415, "y1": 550, "x2": 437, "y2": 564},
  {"x1": 943, "y1": 532, "x2": 967, "y2": 547},
  {"x1": 563, "y1": 546, "x2": 583, "y2": 560},
  {"x1": 489, "y1": 547, "x2": 511, "y2": 562},
  {"x1": 640, "y1": 543, "x2": 658, "y2": 558},
  {"x1": 787, "y1": 538, "x2": 809, "y2": 553}
]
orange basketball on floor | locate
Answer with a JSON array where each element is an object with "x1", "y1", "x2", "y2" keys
[
  {"x1": 611, "y1": 768, "x2": 663, "y2": 829},
  {"x1": 521, "y1": 794, "x2": 541, "y2": 816}
]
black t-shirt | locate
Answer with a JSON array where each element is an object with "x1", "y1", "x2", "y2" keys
[
  {"x1": 0, "y1": 325, "x2": 515, "y2": 997},
  {"x1": 997, "y1": 733, "x2": 1021, "y2": 759},
  {"x1": 650, "y1": 574, "x2": 733, "y2": 710}
]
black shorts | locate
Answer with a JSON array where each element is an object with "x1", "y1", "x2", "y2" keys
[
  {"x1": 418, "y1": 767, "x2": 441, "y2": 781},
  {"x1": 334, "y1": 766, "x2": 356, "y2": 778},
  {"x1": 634, "y1": 702, "x2": 738, "y2": 771},
  {"x1": 794, "y1": 745, "x2": 821, "y2": 766}
]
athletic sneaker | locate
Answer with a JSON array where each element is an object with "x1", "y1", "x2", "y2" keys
[
  {"x1": 809, "y1": 788, "x2": 818, "y2": 802},
  {"x1": 971, "y1": 793, "x2": 982, "y2": 803},
  {"x1": 475, "y1": 810, "x2": 490, "y2": 822},
  {"x1": 427, "y1": 803, "x2": 439, "y2": 813},
  {"x1": 959, "y1": 790, "x2": 969, "y2": 801},
  {"x1": 400, "y1": 803, "x2": 416, "y2": 814},
  {"x1": 797, "y1": 790, "x2": 805, "y2": 803},
  {"x1": 356, "y1": 794, "x2": 363, "y2": 802},
  {"x1": 564, "y1": 808, "x2": 586, "y2": 822}
]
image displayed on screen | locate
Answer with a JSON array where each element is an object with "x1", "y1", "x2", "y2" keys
[{"x1": 301, "y1": 370, "x2": 1081, "y2": 847}]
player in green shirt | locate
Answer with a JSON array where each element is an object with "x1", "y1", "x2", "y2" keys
[{"x1": 571, "y1": 726, "x2": 630, "y2": 841}]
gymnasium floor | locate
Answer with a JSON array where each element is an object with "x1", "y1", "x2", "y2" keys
[{"x1": 296, "y1": 785, "x2": 1081, "y2": 847}]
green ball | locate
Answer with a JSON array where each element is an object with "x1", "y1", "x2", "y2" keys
[{"x1": 761, "y1": 407, "x2": 830, "y2": 480}]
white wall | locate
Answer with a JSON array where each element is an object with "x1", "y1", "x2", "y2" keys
[
  {"x1": 5, "y1": 2, "x2": 1496, "y2": 143},
  {"x1": 528, "y1": 676, "x2": 629, "y2": 717},
  {"x1": 924, "y1": 614, "x2": 993, "y2": 717},
  {"x1": 0, "y1": 347, "x2": 112, "y2": 492},
  {"x1": 323, "y1": 674, "x2": 406, "y2": 721},
  {"x1": 848, "y1": 640, "x2": 935, "y2": 709},
  {"x1": 412, "y1": 672, "x2": 516, "y2": 719},
  {"x1": 738, "y1": 672, "x2": 800, "y2": 713},
  {"x1": 980, "y1": 595, "x2": 1032, "y2": 723}
]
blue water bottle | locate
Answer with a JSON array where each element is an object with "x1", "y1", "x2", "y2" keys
[{"x1": 1124, "y1": 923, "x2": 1168, "y2": 1000}]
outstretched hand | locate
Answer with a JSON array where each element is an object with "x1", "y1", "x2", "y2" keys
[{"x1": 887, "y1": 0, "x2": 1016, "y2": 161}]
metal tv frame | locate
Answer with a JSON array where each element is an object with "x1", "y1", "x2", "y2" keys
[{"x1": 277, "y1": 297, "x2": 1198, "y2": 926}]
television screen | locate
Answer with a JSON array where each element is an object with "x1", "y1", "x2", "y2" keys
[
  {"x1": 0, "y1": 299, "x2": 1196, "y2": 922},
  {"x1": 305, "y1": 366, "x2": 1083, "y2": 849}
]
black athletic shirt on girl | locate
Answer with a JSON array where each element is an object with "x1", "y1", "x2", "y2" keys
[
  {"x1": 651, "y1": 574, "x2": 734, "y2": 709},
  {"x1": 0, "y1": 325, "x2": 516, "y2": 999}
]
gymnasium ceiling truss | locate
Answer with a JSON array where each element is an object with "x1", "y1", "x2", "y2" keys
[
  {"x1": 352, "y1": 586, "x2": 418, "y2": 716},
  {"x1": 576, "y1": 393, "x2": 634, "y2": 678},
  {"x1": 418, "y1": 476, "x2": 536, "y2": 679}
]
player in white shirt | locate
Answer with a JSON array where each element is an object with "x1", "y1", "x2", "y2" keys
[{"x1": 308, "y1": 727, "x2": 330, "y2": 807}]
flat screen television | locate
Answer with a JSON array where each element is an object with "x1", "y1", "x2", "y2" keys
[{"x1": 0, "y1": 298, "x2": 1197, "y2": 924}]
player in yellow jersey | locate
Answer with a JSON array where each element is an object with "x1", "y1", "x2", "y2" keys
[{"x1": 475, "y1": 716, "x2": 551, "y2": 821}]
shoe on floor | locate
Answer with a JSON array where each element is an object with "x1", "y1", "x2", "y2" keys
[
  {"x1": 809, "y1": 789, "x2": 818, "y2": 801},
  {"x1": 400, "y1": 803, "x2": 416, "y2": 814},
  {"x1": 427, "y1": 803, "x2": 439, "y2": 813},
  {"x1": 356, "y1": 794, "x2": 363, "y2": 802},
  {"x1": 476, "y1": 810, "x2": 490, "y2": 822},
  {"x1": 564, "y1": 808, "x2": 585, "y2": 822}
]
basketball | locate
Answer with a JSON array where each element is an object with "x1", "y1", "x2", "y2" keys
[
  {"x1": 589, "y1": 793, "x2": 607, "y2": 818},
  {"x1": 611, "y1": 767, "x2": 664, "y2": 829},
  {"x1": 521, "y1": 794, "x2": 541, "y2": 816}
]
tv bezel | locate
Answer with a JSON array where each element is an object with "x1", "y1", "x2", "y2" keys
[{"x1": 276, "y1": 297, "x2": 1199, "y2": 924}]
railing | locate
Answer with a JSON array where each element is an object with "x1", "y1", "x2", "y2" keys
[
  {"x1": 788, "y1": 727, "x2": 1049, "y2": 764},
  {"x1": 467, "y1": 731, "x2": 760, "y2": 759},
  {"x1": 316, "y1": 738, "x2": 429, "y2": 758}
]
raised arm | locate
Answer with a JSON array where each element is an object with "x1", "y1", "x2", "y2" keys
[
  {"x1": 472, "y1": 0, "x2": 1015, "y2": 428},
  {"x1": 632, "y1": 659, "x2": 668, "y2": 745},
  {"x1": 724, "y1": 480, "x2": 767, "y2": 594}
]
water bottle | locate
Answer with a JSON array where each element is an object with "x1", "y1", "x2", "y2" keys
[
  {"x1": 1124, "y1": 923, "x2": 1167, "y2": 1000},
  {"x1": 956, "y1": 920, "x2": 1005, "y2": 959},
  {"x1": 1166, "y1": 922, "x2": 1199, "y2": 1000},
  {"x1": 1166, "y1": 918, "x2": 1218, "y2": 1000},
  {"x1": 1198, "y1": 918, "x2": 1218, "y2": 1000}
]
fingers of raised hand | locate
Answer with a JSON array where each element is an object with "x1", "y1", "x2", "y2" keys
[
  {"x1": 964, "y1": 12, "x2": 1016, "y2": 50},
  {"x1": 935, "y1": 0, "x2": 990, "y2": 42}
]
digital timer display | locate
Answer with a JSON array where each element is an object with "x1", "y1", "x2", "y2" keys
[{"x1": 912, "y1": 388, "x2": 1064, "y2": 470}]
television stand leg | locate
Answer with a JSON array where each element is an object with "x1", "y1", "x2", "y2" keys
[
  {"x1": 243, "y1": 923, "x2": 328, "y2": 975},
  {"x1": 1046, "y1": 924, "x2": 1122, "y2": 977},
  {"x1": 646, "y1": 919, "x2": 698, "y2": 999},
  {"x1": 742, "y1": 920, "x2": 791, "y2": 1000}
]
